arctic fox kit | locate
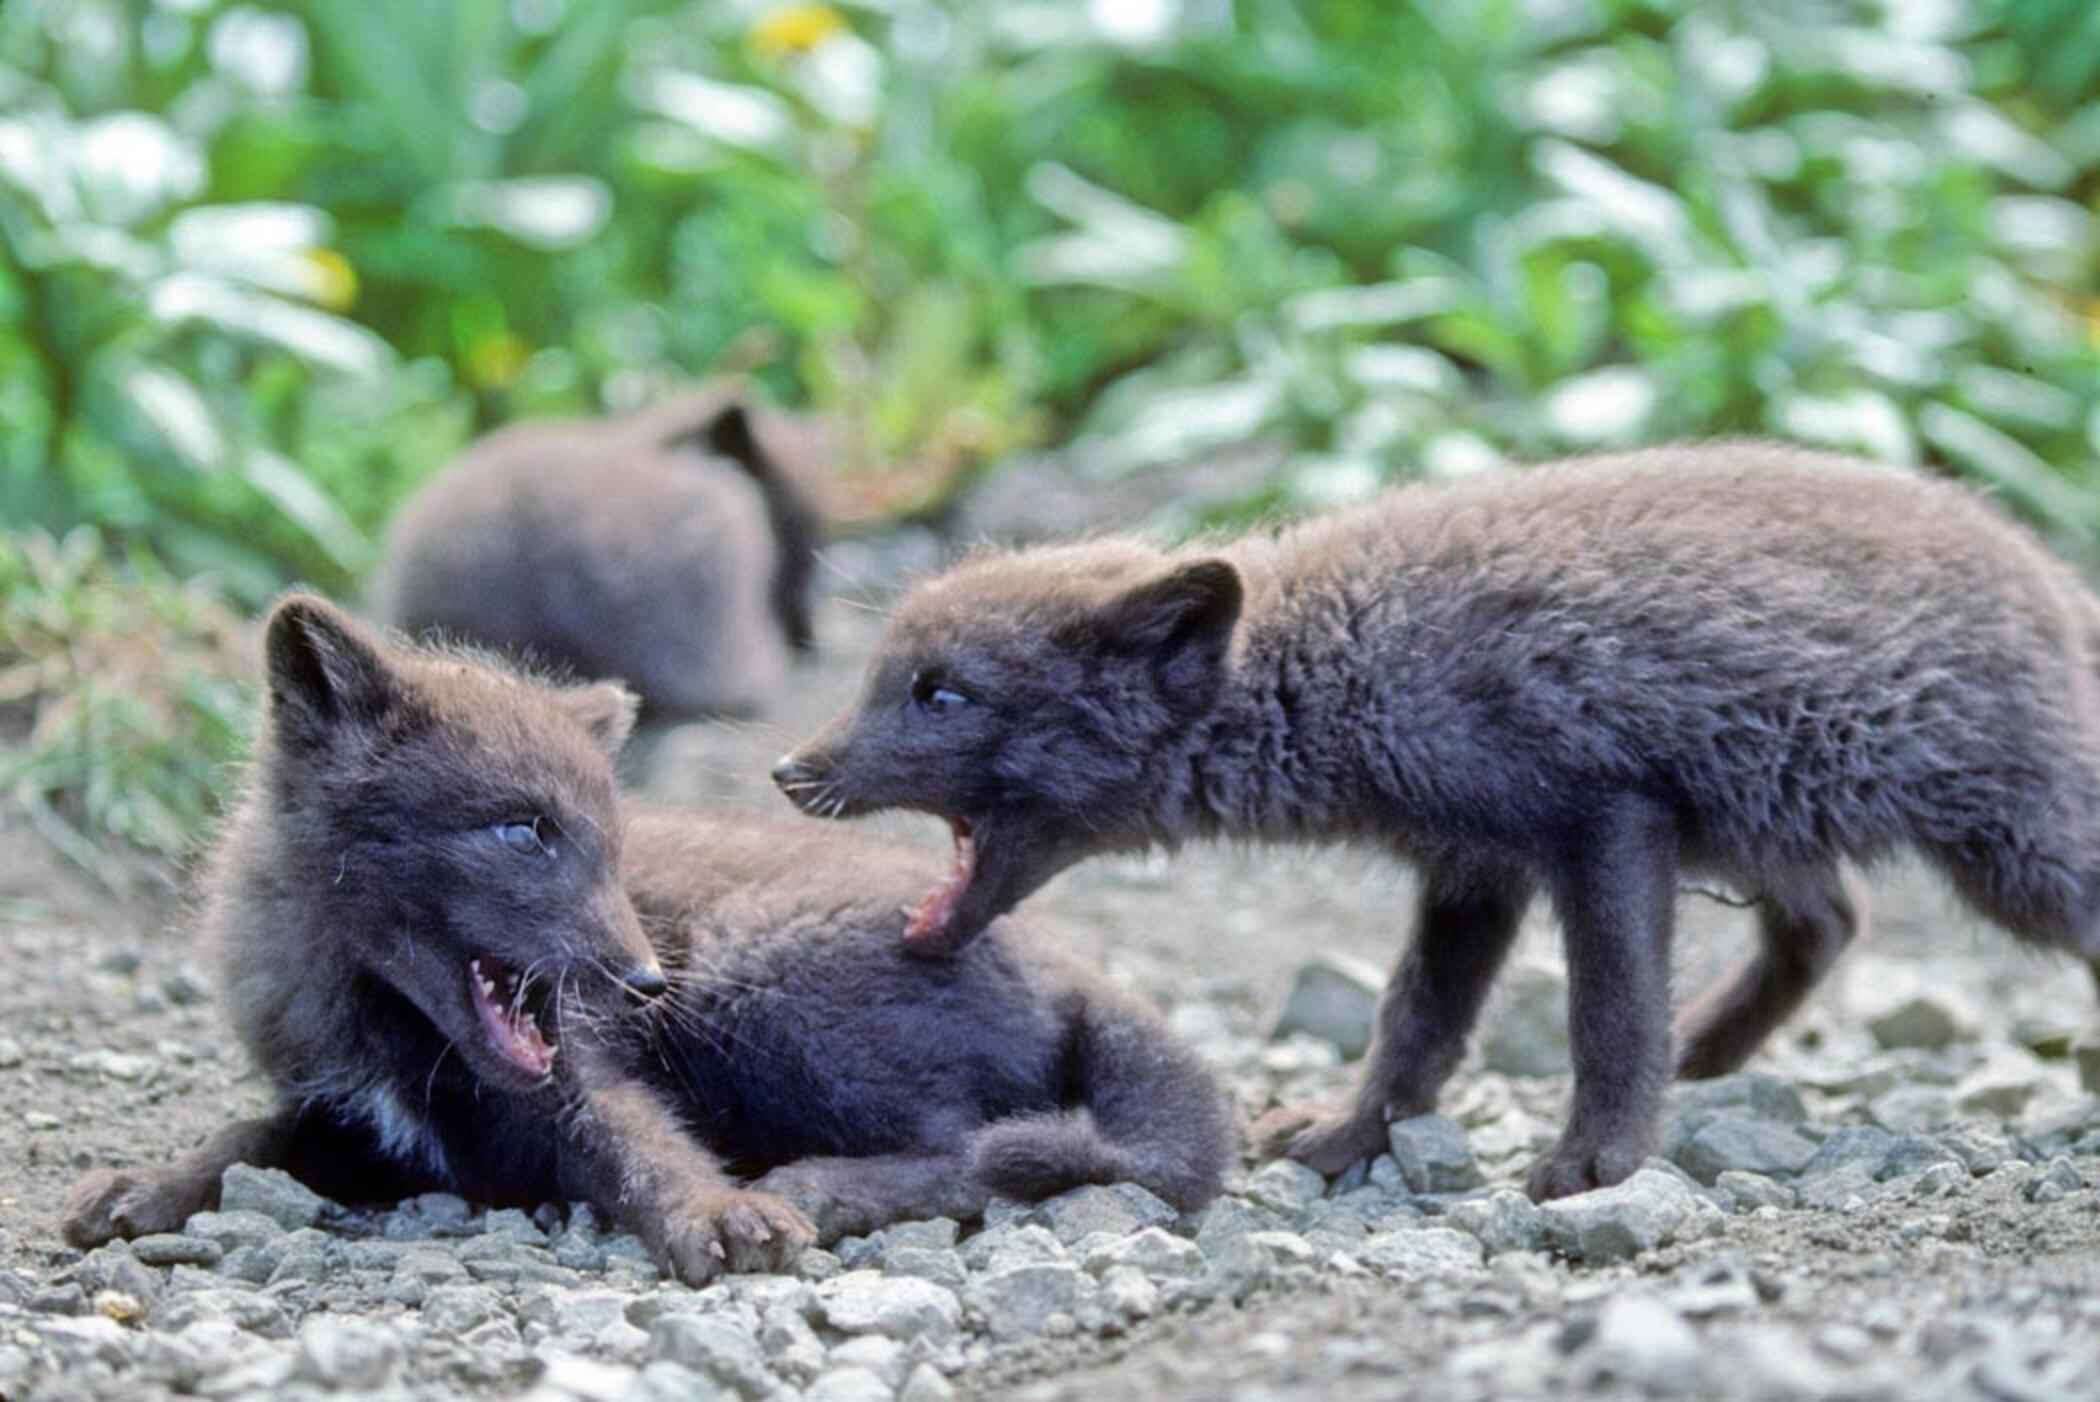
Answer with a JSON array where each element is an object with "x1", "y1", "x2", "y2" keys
[
  {"x1": 63, "y1": 596, "x2": 1227, "y2": 1274},
  {"x1": 373, "y1": 382, "x2": 824, "y2": 720},
  {"x1": 775, "y1": 442, "x2": 2100, "y2": 1199}
]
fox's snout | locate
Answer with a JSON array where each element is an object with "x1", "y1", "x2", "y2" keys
[{"x1": 771, "y1": 744, "x2": 844, "y2": 818}]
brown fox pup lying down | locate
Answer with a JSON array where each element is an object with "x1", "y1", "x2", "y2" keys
[
  {"x1": 62, "y1": 596, "x2": 1229, "y2": 1282},
  {"x1": 772, "y1": 441, "x2": 2100, "y2": 1201}
]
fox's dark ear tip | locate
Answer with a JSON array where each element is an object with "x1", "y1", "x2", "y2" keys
[
  {"x1": 264, "y1": 592, "x2": 356, "y2": 641},
  {"x1": 1181, "y1": 558, "x2": 1241, "y2": 600}
]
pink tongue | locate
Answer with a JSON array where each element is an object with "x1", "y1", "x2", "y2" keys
[
  {"x1": 904, "y1": 824, "x2": 976, "y2": 950},
  {"x1": 470, "y1": 960, "x2": 555, "y2": 1078}
]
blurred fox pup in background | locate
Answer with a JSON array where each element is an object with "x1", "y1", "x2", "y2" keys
[{"x1": 373, "y1": 382, "x2": 825, "y2": 722}]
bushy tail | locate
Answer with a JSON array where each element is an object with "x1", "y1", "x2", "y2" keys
[{"x1": 966, "y1": 992, "x2": 1231, "y2": 1212}]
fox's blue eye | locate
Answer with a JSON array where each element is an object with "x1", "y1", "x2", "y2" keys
[
  {"x1": 910, "y1": 672, "x2": 971, "y2": 713},
  {"x1": 497, "y1": 819, "x2": 548, "y2": 855}
]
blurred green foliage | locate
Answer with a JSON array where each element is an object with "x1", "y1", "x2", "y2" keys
[
  {"x1": 0, "y1": 527, "x2": 253, "y2": 882},
  {"x1": 1, "y1": 0, "x2": 2097, "y2": 867}
]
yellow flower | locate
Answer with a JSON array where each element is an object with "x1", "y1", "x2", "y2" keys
[
  {"x1": 465, "y1": 332, "x2": 530, "y2": 390},
  {"x1": 301, "y1": 248, "x2": 358, "y2": 311},
  {"x1": 751, "y1": 3, "x2": 845, "y2": 57}
]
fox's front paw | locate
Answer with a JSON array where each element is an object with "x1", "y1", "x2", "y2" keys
[
  {"x1": 656, "y1": 1188, "x2": 816, "y2": 1286},
  {"x1": 61, "y1": 1169, "x2": 206, "y2": 1248},
  {"x1": 1524, "y1": 1131, "x2": 1647, "y2": 1202},
  {"x1": 1248, "y1": 1101, "x2": 1389, "y2": 1177}
]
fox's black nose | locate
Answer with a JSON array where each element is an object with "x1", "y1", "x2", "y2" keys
[
  {"x1": 622, "y1": 964, "x2": 669, "y2": 1000},
  {"x1": 770, "y1": 754, "x2": 813, "y2": 790}
]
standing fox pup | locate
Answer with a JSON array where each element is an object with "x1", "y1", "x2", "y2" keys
[
  {"x1": 775, "y1": 442, "x2": 2100, "y2": 1200},
  {"x1": 372, "y1": 382, "x2": 825, "y2": 720},
  {"x1": 62, "y1": 596, "x2": 1227, "y2": 1277}
]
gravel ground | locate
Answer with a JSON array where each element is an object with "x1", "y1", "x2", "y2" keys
[{"x1": 5, "y1": 544, "x2": 2100, "y2": 1402}]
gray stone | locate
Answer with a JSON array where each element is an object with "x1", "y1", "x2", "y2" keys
[
  {"x1": 624, "y1": 1361, "x2": 720, "y2": 1402},
  {"x1": 180, "y1": 1211, "x2": 283, "y2": 1252},
  {"x1": 130, "y1": 1232, "x2": 222, "y2": 1268},
  {"x1": 1192, "y1": 1192, "x2": 1285, "y2": 1250},
  {"x1": 30, "y1": 1315, "x2": 135, "y2": 1370},
  {"x1": 1479, "y1": 961, "x2": 1570, "y2": 1077},
  {"x1": 1245, "y1": 1159, "x2": 1328, "y2": 1218},
  {"x1": 2024, "y1": 1156, "x2": 2082, "y2": 1203},
  {"x1": 295, "y1": 1315, "x2": 404, "y2": 1390},
  {"x1": 1022, "y1": 1184, "x2": 1177, "y2": 1244},
  {"x1": 75, "y1": 1243, "x2": 164, "y2": 1306},
  {"x1": 150, "y1": 1287, "x2": 293, "y2": 1339},
  {"x1": 1668, "y1": 1072, "x2": 1808, "y2": 1125},
  {"x1": 1443, "y1": 1189, "x2": 1548, "y2": 1254},
  {"x1": 1386, "y1": 1115, "x2": 1484, "y2": 1194},
  {"x1": 1099, "y1": 1265, "x2": 1160, "y2": 1321},
  {"x1": 1663, "y1": 1257, "x2": 1764, "y2": 1318},
  {"x1": 806, "y1": 1366, "x2": 895, "y2": 1402},
  {"x1": 1911, "y1": 1162, "x2": 1968, "y2": 1198},
  {"x1": 1939, "y1": 1127, "x2": 2013, "y2": 1176},
  {"x1": 1537, "y1": 1169, "x2": 1723, "y2": 1263},
  {"x1": 830, "y1": 1334, "x2": 911, "y2": 1388},
  {"x1": 2076, "y1": 1040, "x2": 2100, "y2": 1095},
  {"x1": 1568, "y1": 1293, "x2": 1702, "y2": 1391},
  {"x1": 958, "y1": 1223, "x2": 1068, "y2": 1272},
  {"x1": 1953, "y1": 1072, "x2": 2040, "y2": 1120},
  {"x1": 262, "y1": 1227, "x2": 334, "y2": 1284},
  {"x1": 899, "y1": 1361, "x2": 958, "y2": 1402},
  {"x1": 482, "y1": 1206, "x2": 549, "y2": 1244},
  {"x1": 1879, "y1": 1133, "x2": 1961, "y2": 1180},
  {"x1": 531, "y1": 1351, "x2": 638, "y2": 1401},
  {"x1": 1356, "y1": 1226, "x2": 1485, "y2": 1275},
  {"x1": 966, "y1": 1261, "x2": 1086, "y2": 1339},
  {"x1": 217, "y1": 1164, "x2": 328, "y2": 1231},
  {"x1": 795, "y1": 1248, "x2": 845, "y2": 1281},
  {"x1": 1865, "y1": 993, "x2": 1968, "y2": 1050},
  {"x1": 1081, "y1": 1227, "x2": 1205, "y2": 1279},
  {"x1": 760, "y1": 1301, "x2": 829, "y2": 1384},
  {"x1": 1794, "y1": 1163, "x2": 1879, "y2": 1211},
  {"x1": 879, "y1": 1247, "x2": 966, "y2": 1291},
  {"x1": 816, "y1": 1271, "x2": 963, "y2": 1344},
  {"x1": 1800, "y1": 1126, "x2": 1900, "y2": 1180},
  {"x1": 518, "y1": 1287, "x2": 631, "y2": 1338},
  {"x1": 1867, "y1": 1084, "x2": 1956, "y2": 1133},
  {"x1": 1714, "y1": 1171, "x2": 1796, "y2": 1212},
  {"x1": 1269, "y1": 952, "x2": 1383, "y2": 1059},
  {"x1": 422, "y1": 1283, "x2": 506, "y2": 1334},
  {"x1": 649, "y1": 1313, "x2": 778, "y2": 1399},
  {"x1": 1674, "y1": 1116, "x2": 1817, "y2": 1184},
  {"x1": 866, "y1": 1218, "x2": 961, "y2": 1254}
]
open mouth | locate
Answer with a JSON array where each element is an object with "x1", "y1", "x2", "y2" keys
[
  {"x1": 903, "y1": 818, "x2": 976, "y2": 952},
  {"x1": 467, "y1": 956, "x2": 556, "y2": 1079}
]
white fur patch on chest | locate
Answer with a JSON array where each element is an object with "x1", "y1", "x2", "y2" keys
[{"x1": 347, "y1": 1081, "x2": 454, "y2": 1183}]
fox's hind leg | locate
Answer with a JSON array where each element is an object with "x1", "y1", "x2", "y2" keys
[
  {"x1": 748, "y1": 1153, "x2": 989, "y2": 1243},
  {"x1": 1674, "y1": 865, "x2": 1864, "y2": 1079},
  {"x1": 973, "y1": 985, "x2": 1231, "y2": 1213},
  {"x1": 63, "y1": 1111, "x2": 297, "y2": 1248},
  {"x1": 1252, "y1": 861, "x2": 1533, "y2": 1175}
]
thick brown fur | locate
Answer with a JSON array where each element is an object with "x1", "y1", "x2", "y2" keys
[
  {"x1": 371, "y1": 381, "x2": 825, "y2": 720},
  {"x1": 776, "y1": 441, "x2": 2100, "y2": 1200},
  {"x1": 62, "y1": 596, "x2": 1226, "y2": 1278}
]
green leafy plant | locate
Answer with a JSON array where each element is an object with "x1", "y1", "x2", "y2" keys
[{"x1": 0, "y1": 528, "x2": 254, "y2": 886}]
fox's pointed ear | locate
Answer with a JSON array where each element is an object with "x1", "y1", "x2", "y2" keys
[
  {"x1": 703, "y1": 402, "x2": 766, "y2": 475},
  {"x1": 560, "y1": 681, "x2": 640, "y2": 759},
  {"x1": 1101, "y1": 559, "x2": 1242, "y2": 714},
  {"x1": 263, "y1": 594, "x2": 395, "y2": 742}
]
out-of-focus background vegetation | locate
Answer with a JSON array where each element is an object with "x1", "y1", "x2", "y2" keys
[{"x1": 3, "y1": 0, "x2": 2098, "y2": 880}]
